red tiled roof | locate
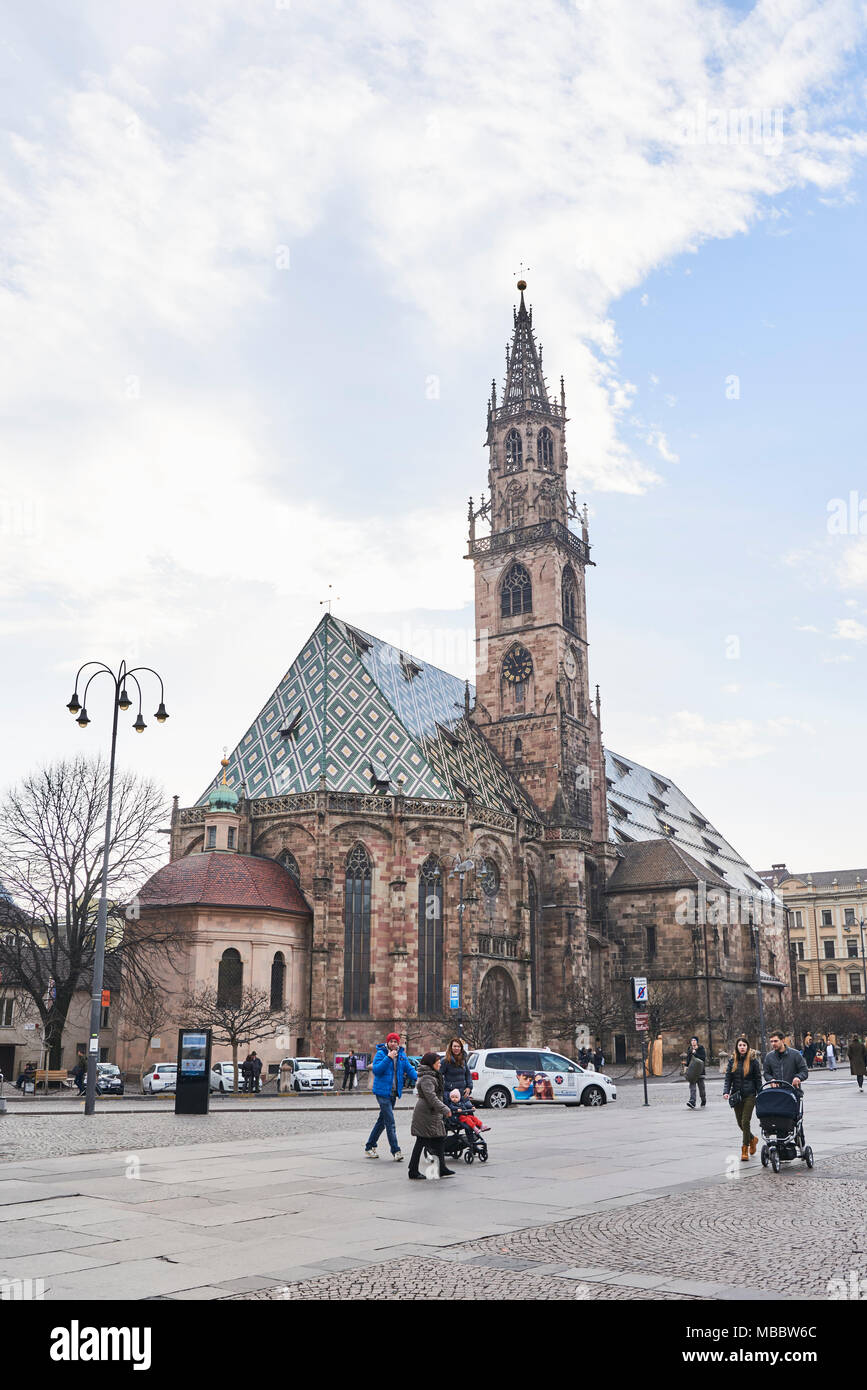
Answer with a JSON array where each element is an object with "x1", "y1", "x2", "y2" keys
[{"x1": 139, "y1": 853, "x2": 311, "y2": 916}]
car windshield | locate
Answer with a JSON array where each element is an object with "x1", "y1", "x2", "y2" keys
[{"x1": 297, "y1": 1060, "x2": 324, "y2": 1069}]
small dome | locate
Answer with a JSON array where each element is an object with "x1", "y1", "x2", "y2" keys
[
  {"x1": 208, "y1": 755, "x2": 239, "y2": 811},
  {"x1": 208, "y1": 782, "x2": 239, "y2": 812}
]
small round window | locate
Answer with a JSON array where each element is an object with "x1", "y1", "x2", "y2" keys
[{"x1": 481, "y1": 859, "x2": 500, "y2": 896}]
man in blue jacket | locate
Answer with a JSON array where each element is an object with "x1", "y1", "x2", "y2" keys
[{"x1": 364, "y1": 1032, "x2": 418, "y2": 1161}]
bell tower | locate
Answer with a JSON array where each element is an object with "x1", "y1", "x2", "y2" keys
[{"x1": 467, "y1": 280, "x2": 600, "y2": 831}]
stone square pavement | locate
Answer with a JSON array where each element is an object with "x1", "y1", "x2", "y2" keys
[{"x1": 1, "y1": 1075, "x2": 864, "y2": 1300}]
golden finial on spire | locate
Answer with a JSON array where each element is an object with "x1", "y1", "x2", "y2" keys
[{"x1": 221, "y1": 746, "x2": 229, "y2": 785}]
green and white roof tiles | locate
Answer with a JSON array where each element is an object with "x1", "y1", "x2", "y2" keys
[{"x1": 199, "y1": 615, "x2": 537, "y2": 819}]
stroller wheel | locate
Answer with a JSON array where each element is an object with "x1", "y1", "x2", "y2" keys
[
  {"x1": 804, "y1": 1146, "x2": 814, "y2": 1169},
  {"x1": 760, "y1": 1144, "x2": 769, "y2": 1167},
  {"x1": 463, "y1": 1149, "x2": 474, "y2": 1164},
  {"x1": 770, "y1": 1148, "x2": 781, "y2": 1173},
  {"x1": 478, "y1": 1149, "x2": 489, "y2": 1162}
]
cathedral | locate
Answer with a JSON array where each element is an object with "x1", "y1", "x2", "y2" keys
[{"x1": 129, "y1": 282, "x2": 788, "y2": 1074}]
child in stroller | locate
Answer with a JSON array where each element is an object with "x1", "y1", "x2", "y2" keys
[
  {"x1": 444, "y1": 1089, "x2": 490, "y2": 1165},
  {"x1": 754, "y1": 1081, "x2": 814, "y2": 1173}
]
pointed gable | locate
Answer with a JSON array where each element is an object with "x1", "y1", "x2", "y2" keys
[{"x1": 198, "y1": 615, "x2": 539, "y2": 820}]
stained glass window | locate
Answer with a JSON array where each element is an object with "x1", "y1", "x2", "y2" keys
[
  {"x1": 418, "y1": 854, "x2": 443, "y2": 1015},
  {"x1": 270, "y1": 952, "x2": 285, "y2": 1012},
  {"x1": 279, "y1": 849, "x2": 301, "y2": 884},
  {"x1": 344, "y1": 844, "x2": 372, "y2": 1017},
  {"x1": 217, "y1": 948, "x2": 242, "y2": 1008}
]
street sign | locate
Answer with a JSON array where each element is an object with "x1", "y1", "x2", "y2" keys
[
  {"x1": 634, "y1": 1012, "x2": 650, "y2": 1031},
  {"x1": 631, "y1": 976, "x2": 648, "y2": 1003},
  {"x1": 449, "y1": 984, "x2": 460, "y2": 1010},
  {"x1": 101, "y1": 990, "x2": 111, "y2": 1008}
]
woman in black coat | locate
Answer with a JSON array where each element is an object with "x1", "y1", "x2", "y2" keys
[
  {"x1": 440, "y1": 1037, "x2": 472, "y2": 1098},
  {"x1": 723, "y1": 1035, "x2": 763, "y2": 1161}
]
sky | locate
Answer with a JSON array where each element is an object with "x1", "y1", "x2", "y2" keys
[{"x1": 2, "y1": 0, "x2": 867, "y2": 874}]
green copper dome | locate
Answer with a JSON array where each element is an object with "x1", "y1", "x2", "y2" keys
[{"x1": 208, "y1": 758, "x2": 239, "y2": 811}]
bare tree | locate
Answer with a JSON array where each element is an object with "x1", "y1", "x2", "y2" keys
[
  {"x1": 0, "y1": 756, "x2": 185, "y2": 1066},
  {"x1": 118, "y1": 979, "x2": 174, "y2": 1081},
  {"x1": 546, "y1": 979, "x2": 631, "y2": 1050},
  {"x1": 180, "y1": 986, "x2": 305, "y2": 1092}
]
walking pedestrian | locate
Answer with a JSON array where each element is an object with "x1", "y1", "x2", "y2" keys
[
  {"x1": 72, "y1": 1057, "x2": 86, "y2": 1096},
  {"x1": 342, "y1": 1050, "x2": 358, "y2": 1091},
  {"x1": 685, "y1": 1036, "x2": 707, "y2": 1109},
  {"x1": 723, "y1": 1036, "x2": 763, "y2": 1162},
  {"x1": 241, "y1": 1053, "x2": 253, "y2": 1093},
  {"x1": 592, "y1": 1042, "x2": 605, "y2": 1071},
  {"x1": 763, "y1": 1030, "x2": 808, "y2": 1088},
  {"x1": 407, "y1": 1052, "x2": 454, "y2": 1179},
  {"x1": 801, "y1": 1032, "x2": 814, "y2": 1068},
  {"x1": 364, "y1": 1032, "x2": 417, "y2": 1161},
  {"x1": 441, "y1": 1038, "x2": 472, "y2": 1098},
  {"x1": 848, "y1": 1035, "x2": 867, "y2": 1090},
  {"x1": 825, "y1": 1040, "x2": 837, "y2": 1072}
]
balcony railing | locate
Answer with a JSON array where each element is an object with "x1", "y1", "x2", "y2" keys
[{"x1": 468, "y1": 519, "x2": 591, "y2": 567}]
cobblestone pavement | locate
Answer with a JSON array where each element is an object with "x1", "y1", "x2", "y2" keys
[
  {"x1": 226, "y1": 1147, "x2": 867, "y2": 1302},
  {"x1": 222, "y1": 1256, "x2": 693, "y2": 1301},
  {"x1": 0, "y1": 1109, "x2": 369, "y2": 1163}
]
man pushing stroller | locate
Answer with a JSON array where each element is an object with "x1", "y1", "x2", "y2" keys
[{"x1": 763, "y1": 1031, "x2": 808, "y2": 1089}]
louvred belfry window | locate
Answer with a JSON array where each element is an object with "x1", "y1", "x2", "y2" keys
[
  {"x1": 344, "y1": 844, "x2": 372, "y2": 1017},
  {"x1": 501, "y1": 563, "x2": 532, "y2": 617},
  {"x1": 562, "y1": 567, "x2": 577, "y2": 632},
  {"x1": 538, "y1": 427, "x2": 554, "y2": 469},
  {"x1": 505, "y1": 429, "x2": 523, "y2": 472}
]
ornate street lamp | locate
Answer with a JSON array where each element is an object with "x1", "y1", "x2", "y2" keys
[{"x1": 65, "y1": 660, "x2": 169, "y2": 1116}]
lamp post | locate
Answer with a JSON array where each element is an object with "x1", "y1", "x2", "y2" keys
[
  {"x1": 448, "y1": 856, "x2": 476, "y2": 1037},
  {"x1": 65, "y1": 660, "x2": 169, "y2": 1116}
]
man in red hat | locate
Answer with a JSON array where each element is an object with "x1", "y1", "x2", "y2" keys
[{"x1": 364, "y1": 1031, "x2": 418, "y2": 1161}]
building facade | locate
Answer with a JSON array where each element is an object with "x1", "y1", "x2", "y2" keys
[
  {"x1": 761, "y1": 864, "x2": 867, "y2": 1029},
  {"x1": 128, "y1": 284, "x2": 785, "y2": 1069}
]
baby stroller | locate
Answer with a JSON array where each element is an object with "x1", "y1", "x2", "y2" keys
[
  {"x1": 755, "y1": 1081, "x2": 813, "y2": 1173},
  {"x1": 443, "y1": 1114, "x2": 489, "y2": 1165}
]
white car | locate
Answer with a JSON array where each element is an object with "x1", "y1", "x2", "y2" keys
[
  {"x1": 141, "y1": 1063, "x2": 177, "y2": 1094},
  {"x1": 469, "y1": 1048, "x2": 617, "y2": 1110},
  {"x1": 142, "y1": 1062, "x2": 225, "y2": 1094},
  {"x1": 280, "y1": 1057, "x2": 334, "y2": 1093},
  {"x1": 211, "y1": 1061, "x2": 239, "y2": 1091}
]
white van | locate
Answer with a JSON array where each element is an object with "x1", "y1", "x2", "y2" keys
[{"x1": 469, "y1": 1048, "x2": 616, "y2": 1109}]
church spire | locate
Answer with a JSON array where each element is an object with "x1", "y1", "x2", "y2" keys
[{"x1": 503, "y1": 279, "x2": 548, "y2": 410}]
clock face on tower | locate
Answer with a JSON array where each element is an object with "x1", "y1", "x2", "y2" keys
[
  {"x1": 563, "y1": 649, "x2": 577, "y2": 680},
  {"x1": 502, "y1": 645, "x2": 533, "y2": 684}
]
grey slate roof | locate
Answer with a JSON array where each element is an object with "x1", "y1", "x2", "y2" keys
[
  {"x1": 760, "y1": 867, "x2": 867, "y2": 892},
  {"x1": 605, "y1": 749, "x2": 776, "y2": 905},
  {"x1": 606, "y1": 837, "x2": 730, "y2": 893}
]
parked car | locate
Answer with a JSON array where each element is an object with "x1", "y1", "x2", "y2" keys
[
  {"x1": 279, "y1": 1057, "x2": 334, "y2": 1093},
  {"x1": 142, "y1": 1062, "x2": 226, "y2": 1094},
  {"x1": 95, "y1": 1062, "x2": 124, "y2": 1095},
  {"x1": 211, "y1": 1061, "x2": 239, "y2": 1091},
  {"x1": 468, "y1": 1048, "x2": 617, "y2": 1110},
  {"x1": 141, "y1": 1063, "x2": 177, "y2": 1094}
]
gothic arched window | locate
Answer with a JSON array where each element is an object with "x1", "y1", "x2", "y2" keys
[
  {"x1": 278, "y1": 849, "x2": 300, "y2": 884},
  {"x1": 513, "y1": 736, "x2": 523, "y2": 762},
  {"x1": 501, "y1": 563, "x2": 532, "y2": 618},
  {"x1": 344, "y1": 844, "x2": 372, "y2": 1017},
  {"x1": 528, "y1": 872, "x2": 538, "y2": 1010},
  {"x1": 504, "y1": 483, "x2": 524, "y2": 529},
  {"x1": 562, "y1": 566, "x2": 577, "y2": 632},
  {"x1": 417, "y1": 854, "x2": 443, "y2": 1016},
  {"x1": 217, "y1": 948, "x2": 242, "y2": 1009},
  {"x1": 504, "y1": 429, "x2": 523, "y2": 472},
  {"x1": 270, "y1": 952, "x2": 286, "y2": 1012},
  {"x1": 538, "y1": 428, "x2": 554, "y2": 469}
]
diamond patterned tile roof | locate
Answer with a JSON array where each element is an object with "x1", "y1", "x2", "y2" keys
[
  {"x1": 199, "y1": 615, "x2": 538, "y2": 819},
  {"x1": 605, "y1": 749, "x2": 776, "y2": 903}
]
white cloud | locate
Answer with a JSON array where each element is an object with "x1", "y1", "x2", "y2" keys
[
  {"x1": 612, "y1": 709, "x2": 813, "y2": 773},
  {"x1": 832, "y1": 617, "x2": 867, "y2": 641}
]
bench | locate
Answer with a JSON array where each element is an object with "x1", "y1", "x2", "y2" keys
[{"x1": 34, "y1": 1069, "x2": 72, "y2": 1090}]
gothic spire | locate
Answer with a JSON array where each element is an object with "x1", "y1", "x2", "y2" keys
[{"x1": 503, "y1": 279, "x2": 549, "y2": 410}]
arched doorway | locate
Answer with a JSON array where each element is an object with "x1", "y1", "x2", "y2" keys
[{"x1": 479, "y1": 967, "x2": 520, "y2": 1047}]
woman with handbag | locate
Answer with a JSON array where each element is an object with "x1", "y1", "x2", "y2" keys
[
  {"x1": 723, "y1": 1035, "x2": 763, "y2": 1162},
  {"x1": 407, "y1": 1052, "x2": 454, "y2": 1180}
]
